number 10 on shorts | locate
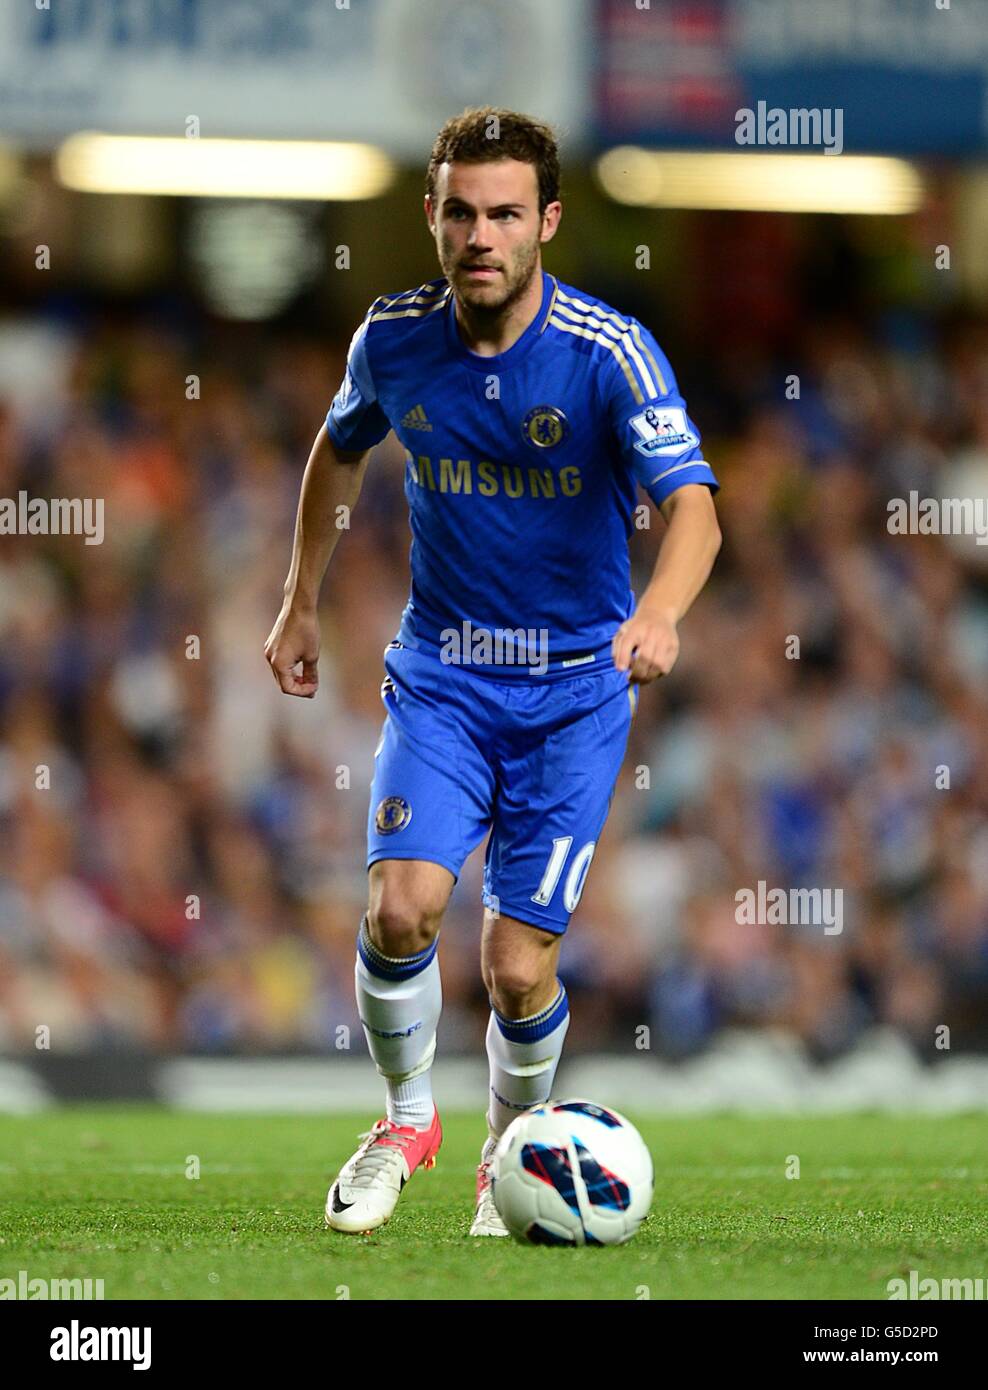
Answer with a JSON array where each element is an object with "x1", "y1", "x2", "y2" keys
[{"x1": 532, "y1": 837, "x2": 597, "y2": 912}]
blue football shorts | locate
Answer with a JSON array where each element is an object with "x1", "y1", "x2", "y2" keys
[{"x1": 366, "y1": 640, "x2": 639, "y2": 934}]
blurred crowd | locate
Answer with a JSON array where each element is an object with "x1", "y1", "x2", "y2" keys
[{"x1": 1, "y1": 273, "x2": 987, "y2": 1060}]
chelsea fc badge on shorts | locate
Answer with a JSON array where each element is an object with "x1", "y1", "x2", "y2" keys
[
  {"x1": 375, "y1": 796, "x2": 412, "y2": 834},
  {"x1": 522, "y1": 405, "x2": 568, "y2": 449}
]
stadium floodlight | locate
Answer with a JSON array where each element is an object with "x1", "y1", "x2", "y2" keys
[
  {"x1": 596, "y1": 148, "x2": 924, "y2": 215},
  {"x1": 54, "y1": 134, "x2": 395, "y2": 201}
]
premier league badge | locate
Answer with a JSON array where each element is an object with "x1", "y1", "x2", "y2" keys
[{"x1": 629, "y1": 405, "x2": 699, "y2": 458}]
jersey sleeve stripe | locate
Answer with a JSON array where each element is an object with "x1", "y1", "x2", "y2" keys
[
  {"x1": 628, "y1": 321, "x2": 668, "y2": 396},
  {"x1": 648, "y1": 459, "x2": 714, "y2": 487},
  {"x1": 618, "y1": 328, "x2": 661, "y2": 399},
  {"x1": 538, "y1": 275, "x2": 560, "y2": 333},
  {"x1": 553, "y1": 292, "x2": 667, "y2": 398},
  {"x1": 368, "y1": 283, "x2": 450, "y2": 323},
  {"x1": 553, "y1": 294, "x2": 632, "y2": 344},
  {"x1": 552, "y1": 303, "x2": 655, "y2": 396},
  {"x1": 377, "y1": 280, "x2": 447, "y2": 308},
  {"x1": 548, "y1": 312, "x2": 645, "y2": 404}
]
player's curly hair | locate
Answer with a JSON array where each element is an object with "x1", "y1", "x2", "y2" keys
[{"x1": 425, "y1": 107, "x2": 561, "y2": 216}]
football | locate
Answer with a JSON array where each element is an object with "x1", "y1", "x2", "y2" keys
[{"x1": 490, "y1": 1099, "x2": 654, "y2": 1245}]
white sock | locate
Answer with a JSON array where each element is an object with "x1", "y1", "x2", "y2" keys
[
  {"x1": 355, "y1": 914, "x2": 441, "y2": 1129},
  {"x1": 486, "y1": 982, "x2": 570, "y2": 1140},
  {"x1": 388, "y1": 1071, "x2": 435, "y2": 1129}
]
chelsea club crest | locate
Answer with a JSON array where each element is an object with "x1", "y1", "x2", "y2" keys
[
  {"x1": 522, "y1": 405, "x2": 569, "y2": 449},
  {"x1": 375, "y1": 796, "x2": 412, "y2": 834}
]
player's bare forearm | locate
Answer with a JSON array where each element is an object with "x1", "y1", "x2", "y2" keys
[
  {"x1": 640, "y1": 483, "x2": 721, "y2": 623},
  {"x1": 612, "y1": 483, "x2": 721, "y2": 683},
  {"x1": 264, "y1": 424, "x2": 370, "y2": 698},
  {"x1": 284, "y1": 424, "x2": 369, "y2": 609}
]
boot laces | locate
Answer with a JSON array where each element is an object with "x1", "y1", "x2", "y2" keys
[{"x1": 346, "y1": 1121, "x2": 416, "y2": 1190}]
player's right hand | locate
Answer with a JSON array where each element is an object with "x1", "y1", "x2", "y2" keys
[{"x1": 264, "y1": 602, "x2": 321, "y2": 698}]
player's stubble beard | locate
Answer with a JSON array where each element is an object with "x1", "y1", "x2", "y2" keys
[{"x1": 440, "y1": 230, "x2": 542, "y2": 327}]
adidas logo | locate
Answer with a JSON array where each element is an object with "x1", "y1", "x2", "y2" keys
[{"x1": 401, "y1": 404, "x2": 432, "y2": 431}]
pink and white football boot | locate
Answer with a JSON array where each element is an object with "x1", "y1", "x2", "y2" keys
[
  {"x1": 469, "y1": 1135, "x2": 510, "y2": 1237},
  {"x1": 325, "y1": 1107, "x2": 442, "y2": 1234}
]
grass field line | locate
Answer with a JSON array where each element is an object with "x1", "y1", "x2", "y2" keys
[{"x1": 1, "y1": 1162, "x2": 985, "y2": 1180}]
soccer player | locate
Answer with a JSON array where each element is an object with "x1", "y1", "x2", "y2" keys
[{"x1": 264, "y1": 107, "x2": 721, "y2": 1236}]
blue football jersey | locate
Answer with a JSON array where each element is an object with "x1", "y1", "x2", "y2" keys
[{"x1": 326, "y1": 269, "x2": 718, "y2": 663}]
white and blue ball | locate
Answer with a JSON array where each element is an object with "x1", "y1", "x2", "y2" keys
[{"x1": 490, "y1": 1098, "x2": 653, "y2": 1246}]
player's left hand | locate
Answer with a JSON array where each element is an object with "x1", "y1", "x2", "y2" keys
[{"x1": 612, "y1": 605, "x2": 680, "y2": 684}]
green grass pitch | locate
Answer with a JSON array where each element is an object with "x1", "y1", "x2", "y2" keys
[{"x1": 1, "y1": 1107, "x2": 986, "y2": 1300}]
